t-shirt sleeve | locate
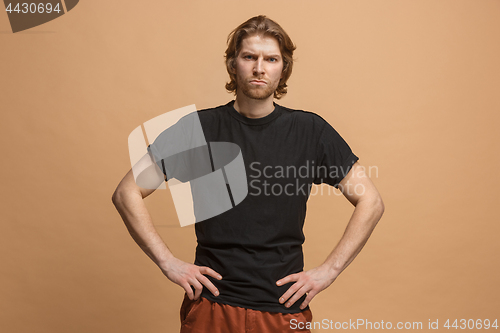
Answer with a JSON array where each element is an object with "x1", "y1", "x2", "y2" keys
[
  {"x1": 312, "y1": 120, "x2": 359, "y2": 188},
  {"x1": 147, "y1": 143, "x2": 170, "y2": 181},
  {"x1": 146, "y1": 111, "x2": 207, "y2": 182},
  {"x1": 146, "y1": 118, "x2": 187, "y2": 182}
]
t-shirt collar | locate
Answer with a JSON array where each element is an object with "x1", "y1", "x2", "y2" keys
[{"x1": 226, "y1": 100, "x2": 282, "y2": 126}]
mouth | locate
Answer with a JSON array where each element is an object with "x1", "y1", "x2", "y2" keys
[{"x1": 249, "y1": 80, "x2": 267, "y2": 85}]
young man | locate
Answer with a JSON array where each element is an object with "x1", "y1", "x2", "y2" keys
[{"x1": 112, "y1": 15, "x2": 384, "y2": 333}]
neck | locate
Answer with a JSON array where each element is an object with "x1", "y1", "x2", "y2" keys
[{"x1": 233, "y1": 93, "x2": 275, "y2": 119}]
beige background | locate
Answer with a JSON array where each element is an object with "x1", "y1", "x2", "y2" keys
[{"x1": 1, "y1": 1, "x2": 499, "y2": 332}]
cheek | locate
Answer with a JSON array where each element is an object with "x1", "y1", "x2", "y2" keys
[
  {"x1": 234, "y1": 62, "x2": 249, "y2": 76},
  {"x1": 272, "y1": 66, "x2": 284, "y2": 80}
]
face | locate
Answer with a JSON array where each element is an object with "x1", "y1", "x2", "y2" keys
[{"x1": 232, "y1": 34, "x2": 284, "y2": 100}]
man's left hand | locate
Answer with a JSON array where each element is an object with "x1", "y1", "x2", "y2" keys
[{"x1": 276, "y1": 265, "x2": 337, "y2": 310}]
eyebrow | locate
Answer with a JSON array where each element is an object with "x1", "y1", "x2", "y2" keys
[{"x1": 240, "y1": 51, "x2": 281, "y2": 59}]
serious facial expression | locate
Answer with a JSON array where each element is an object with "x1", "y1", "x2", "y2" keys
[{"x1": 233, "y1": 34, "x2": 284, "y2": 100}]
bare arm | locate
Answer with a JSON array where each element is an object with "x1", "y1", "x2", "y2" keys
[
  {"x1": 112, "y1": 152, "x2": 222, "y2": 300},
  {"x1": 319, "y1": 161, "x2": 384, "y2": 276},
  {"x1": 276, "y1": 161, "x2": 385, "y2": 309}
]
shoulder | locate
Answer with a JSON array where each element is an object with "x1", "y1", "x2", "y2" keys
[
  {"x1": 196, "y1": 102, "x2": 229, "y2": 116},
  {"x1": 277, "y1": 103, "x2": 330, "y2": 130},
  {"x1": 163, "y1": 102, "x2": 229, "y2": 129}
]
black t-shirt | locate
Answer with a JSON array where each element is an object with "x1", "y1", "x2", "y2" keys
[{"x1": 147, "y1": 100, "x2": 359, "y2": 313}]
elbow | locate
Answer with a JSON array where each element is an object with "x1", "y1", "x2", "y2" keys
[
  {"x1": 111, "y1": 188, "x2": 123, "y2": 207},
  {"x1": 112, "y1": 186, "x2": 143, "y2": 208},
  {"x1": 361, "y1": 193, "x2": 384, "y2": 221},
  {"x1": 375, "y1": 195, "x2": 385, "y2": 219},
  {"x1": 355, "y1": 194, "x2": 384, "y2": 226}
]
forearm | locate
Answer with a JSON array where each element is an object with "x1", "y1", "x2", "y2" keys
[
  {"x1": 322, "y1": 197, "x2": 384, "y2": 279},
  {"x1": 112, "y1": 189, "x2": 174, "y2": 269}
]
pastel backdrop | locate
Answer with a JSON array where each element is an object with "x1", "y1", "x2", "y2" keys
[{"x1": 1, "y1": 1, "x2": 499, "y2": 332}]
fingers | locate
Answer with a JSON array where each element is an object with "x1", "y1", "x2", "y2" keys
[
  {"x1": 276, "y1": 273, "x2": 299, "y2": 287},
  {"x1": 187, "y1": 266, "x2": 222, "y2": 300},
  {"x1": 197, "y1": 266, "x2": 221, "y2": 297},
  {"x1": 285, "y1": 285, "x2": 308, "y2": 308},
  {"x1": 181, "y1": 282, "x2": 194, "y2": 300},
  {"x1": 277, "y1": 273, "x2": 302, "y2": 305},
  {"x1": 277, "y1": 272, "x2": 319, "y2": 309},
  {"x1": 300, "y1": 291, "x2": 316, "y2": 310},
  {"x1": 199, "y1": 266, "x2": 223, "y2": 281},
  {"x1": 197, "y1": 274, "x2": 220, "y2": 297},
  {"x1": 180, "y1": 274, "x2": 205, "y2": 300},
  {"x1": 281, "y1": 285, "x2": 311, "y2": 308},
  {"x1": 279, "y1": 281, "x2": 303, "y2": 307},
  {"x1": 169, "y1": 263, "x2": 222, "y2": 300},
  {"x1": 192, "y1": 279, "x2": 204, "y2": 300}
]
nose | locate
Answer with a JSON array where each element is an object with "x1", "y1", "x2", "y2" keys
[{"x1": 253, "y1": 57, "x2": 264, "y2": 75}]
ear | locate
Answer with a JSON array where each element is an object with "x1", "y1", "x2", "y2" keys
[{"x1": 230, "y1": 61, "x2": 237, "y2": 75}]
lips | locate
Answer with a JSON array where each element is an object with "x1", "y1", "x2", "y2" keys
[{"x1": 250, "y1": 80, "x2": 267, "y2": 85}]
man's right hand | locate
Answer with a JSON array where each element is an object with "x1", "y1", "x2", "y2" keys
[{"x1": 160, "y1": 257, "x2": 222, "y2": 300}]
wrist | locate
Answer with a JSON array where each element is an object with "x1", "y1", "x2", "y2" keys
[
  {"x1": 158, "y1": 253, "x2": 176, "y2": 272},
  {"x1": 320, "y1": 262, "x2": 342, "y2": 281}
]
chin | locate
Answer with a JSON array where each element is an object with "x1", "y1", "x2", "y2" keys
[
  {"x1": 248, "y1": 93, "x2": 271, "y2": 100},
  {"x1": 242, "y1": 86, "x2": 275, "y2": 100}
]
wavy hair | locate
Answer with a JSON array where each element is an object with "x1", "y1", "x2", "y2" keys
[{"x1": 224, "y1": 15, "x2": 296, "y2": 99}]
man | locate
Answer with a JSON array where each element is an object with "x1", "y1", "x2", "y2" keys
[{"x1": 112, "y1": 15, "x2": 384, "y2": 333}]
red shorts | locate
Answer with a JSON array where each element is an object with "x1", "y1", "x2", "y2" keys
[{"x1": 179, "y1": 293, "x2": 313, "y2": 333}]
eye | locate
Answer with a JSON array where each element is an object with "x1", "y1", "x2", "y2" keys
[
  {"x1": 269, "y1": 58, "x2": 277, "y2": 62},
  {"x1": 244, "y1": 55, "x2": 253, "y2": 60}
]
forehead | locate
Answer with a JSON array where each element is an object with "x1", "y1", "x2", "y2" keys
[{"x1": 239, "y1": 34, "x2": 281, "y2": 55}]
